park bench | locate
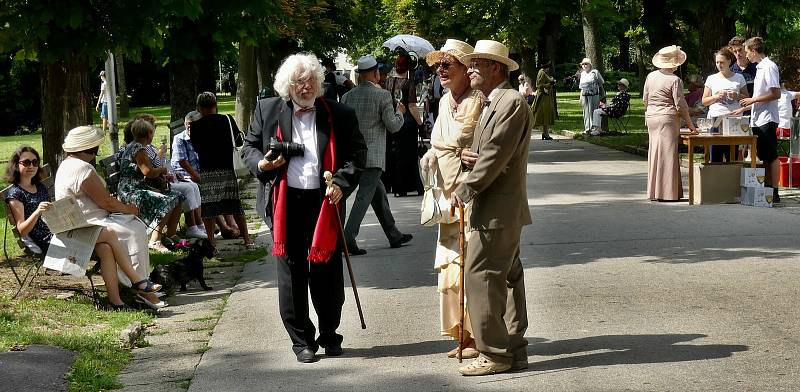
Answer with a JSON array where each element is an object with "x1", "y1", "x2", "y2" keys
[
  {"x1": 169, "y1": 118, "x2": 185, "y2": 157},
  {"x1": 98, "y1": 154, "x2": 120, "y2": 197},
  {"x1": 1, "y1": 164, "x2": 101, "y2": 303}
]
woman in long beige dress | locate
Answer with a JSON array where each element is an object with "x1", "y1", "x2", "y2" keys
[
  {"x1": 420, "y1": 40, "x2": 483, "y2": 359},
  {"x1": 644, "y1": 45, "x2": 697, "y2": 201}
]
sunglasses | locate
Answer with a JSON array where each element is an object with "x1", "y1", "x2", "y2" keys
[
  {"x1": 19, "y1": 159, "x2": 39, "y2": 167},
  {"x1": 435, "y1": 62, "x2": 453, "y2": 70}
]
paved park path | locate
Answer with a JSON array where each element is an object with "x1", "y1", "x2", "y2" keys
[{"x1": 188, "y1": 134, "x2": 800, "y2": 391}]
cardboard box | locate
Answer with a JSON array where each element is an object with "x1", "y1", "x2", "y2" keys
[
  {"x1": 693, "y1": 164, "x2": 743, "y2": 204},
  {"x1": 740, "y1": 186, "x2": 774, "y2": 208},
  {"x1": 722, "y1": 116, "x2": 751, "y2": 136},
  {"x1": 741, "y1": 167, "x2": 766, "y2": 187}
]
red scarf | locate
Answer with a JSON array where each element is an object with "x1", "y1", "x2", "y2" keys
[{"x1": 271, "y1": 103, "x2": 339, "y2": 263}]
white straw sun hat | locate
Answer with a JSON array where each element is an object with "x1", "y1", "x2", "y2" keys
[
  {"x1": 62, "y1": 126, "x2": 105, "y2": 153},
  {"x1": 426, "y1": 39, "x2": 475, "y2": 67},
  {"x1": 652, "y1": 45, "x2": 687, "y2": 69},
  {"x1": 460, "y1": 40, "x2": 519, "y2": 72}
]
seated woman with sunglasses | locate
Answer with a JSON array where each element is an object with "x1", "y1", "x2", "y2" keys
[
  {"x1": 6, "y1": 145, "x2": 164, "y2": 310},
  {"x1": 54, "y1": 127, "x2": 167, "y2": 309}
]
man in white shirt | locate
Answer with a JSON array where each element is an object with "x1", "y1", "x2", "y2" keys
[{"x1": 739, "y1": 36, "x2": 781, "y2": 201}]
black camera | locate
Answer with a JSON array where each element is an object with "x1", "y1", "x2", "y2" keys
[{"x1": 268, "y1": 137, "x2": 305, "y2": 157}]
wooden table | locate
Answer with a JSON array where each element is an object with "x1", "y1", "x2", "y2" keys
[{"x1": 680, "y1": 134, "x2": 758, "y2": 205}]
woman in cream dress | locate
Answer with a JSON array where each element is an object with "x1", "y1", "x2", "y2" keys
[{"x1": 420, "y1": 40, "x2": 483, "y2": 358}]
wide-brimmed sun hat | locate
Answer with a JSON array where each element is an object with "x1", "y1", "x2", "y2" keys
[
  {"x1": 461, "y1": 40, "x2": 519, "y2": 71},
  {"x1": 618, "y1": 78, "x2": 630, "y2": 88},
  {"x1": 62, "y1": 126, "x2": 105, "y2": 153},
  {"x1": 652, "y1": 45, "x2": 687, "y2": 69},
  {"x1": 426, "y1": 39, "x2": 475, "y2": 67}
]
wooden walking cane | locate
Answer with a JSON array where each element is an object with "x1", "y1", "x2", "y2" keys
[
  {"x1": 324, "y1": 172, "x2": 367, "y2": 329},
  {"x1": 452, "y1": 204, "x2": 466, "y2": 363}
]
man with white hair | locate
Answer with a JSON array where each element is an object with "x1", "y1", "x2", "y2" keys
[{"x1": 241, "y1": 53, "x2": 367, "y2": 364}]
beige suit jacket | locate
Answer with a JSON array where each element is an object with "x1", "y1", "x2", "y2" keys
[{"x1": 454, "y1": 83, "x2": 533, "y2": 230}]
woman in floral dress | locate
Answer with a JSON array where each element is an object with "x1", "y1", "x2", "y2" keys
[{"x1": 117, "y1": 118, "x2": 184, "y2": 252}]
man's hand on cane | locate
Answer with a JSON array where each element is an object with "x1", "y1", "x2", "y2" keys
[{"x1": 323, "y1": 171, "x2": 343, "y2": 204}]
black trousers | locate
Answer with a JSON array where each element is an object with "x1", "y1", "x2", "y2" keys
[{"x1": 277, "y1": 187, "x2": 345, "y2": 354}]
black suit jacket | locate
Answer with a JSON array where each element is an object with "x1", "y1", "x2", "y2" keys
[{"x1": 241, "y1": 97, "x2": 367, "y2": 226}]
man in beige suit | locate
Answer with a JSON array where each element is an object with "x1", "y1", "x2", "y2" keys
[{"x1": 450, "y1": 40, "x2": 532, "y2": 376}]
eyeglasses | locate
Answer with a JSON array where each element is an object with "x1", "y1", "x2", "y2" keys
[
  {"x1": 290, "y1": 77, "x2": 314, "y2": 88},
  {"x1": 19, "y1": 159, "x2": 39, "y2": 167},
  {"x1": 468, "y1": 59, "x2": 495, "y2": 69}
]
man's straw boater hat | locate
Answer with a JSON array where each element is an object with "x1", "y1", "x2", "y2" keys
[
  {"x1": 460, "y1": 40, "x2": 519, "y2": 72},
  {"x1": 426, "y1": 39, "x2": 474, "y2": 67},
  {"x1": 652, "y1": 45, "x2": 687, "y2": 69}
]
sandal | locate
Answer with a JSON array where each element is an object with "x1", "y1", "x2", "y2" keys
[
  {"x1": 148, "y1": 240, "x2": 170, "y2": 253},
  {"x1": 243, "y1": 242, "x2": 256, "y2": 250},
  {"x1": 132, "y1": 279, "x2": 163, "y2": 293},
  {"x1": 135, "y1": 293, "x2": 168, "y2": 310}
]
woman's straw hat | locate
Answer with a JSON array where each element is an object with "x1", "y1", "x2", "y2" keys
[
  {"x1": 426, "y1": 39, "x2": 474, "y2": 66},
  {"x1": 652, "y1": 45, "x2": 687, "y2": 69},
  {"x1": 62, "y1": 126, "x2": 105, "y2": 153},
  {"x1": 460, "y1": 40, "x2": 519, "y2": 71}
]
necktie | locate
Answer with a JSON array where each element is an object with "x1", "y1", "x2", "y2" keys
[{"x1": 295, "y1": 106, "x2": 315, "y2": 116}]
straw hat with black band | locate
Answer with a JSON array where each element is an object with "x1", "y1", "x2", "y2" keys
[
  {"x1": 426, "y1": 39, "x2": 475, "y2": 67},
  {"x1": 63, "y1": 126, "x2": 105, "y2": 153},
  {"x1": 460, "y1": 40, "x2": 519, "y2": 72},
  {"x1": 652, "y1": 45, "x2": 687, "y2": 69}
]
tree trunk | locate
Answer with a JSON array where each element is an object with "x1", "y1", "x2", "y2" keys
[
  {"x1": 697, "y1": 9, "x2": 735, "y2": 76},
  {"x1": 642, "y1": 0, "x2": 675, "y2": 53},
  {"x1": 520, "y1": 46, "x2": 536, "y2": 81},
  {"x1": 40, "y1": 55, "x2": 91, "y2": 169},
  {"x1": 634, "y1": 40, "x2": 647, "y2": 96},
  {"x1": 581, "y1": 0, "x2": 603, "y2": 72},
  {"x1": 537, "y1": 12, "x2": 561, "y2": 67},
  {"x1": 235, "y1": 41, "x2": 258, "y2": 131},
  {"x1": 616, "y1": 31, "x2": 631, "y2": 70},
  {"x1": 169, "y1": 61, "x2": 200, "y2": 122},
  {"x1": 115, "y1": 52, "x2": 129, "y2": 118},
  {"x1": 256, "y1": 43, "x2": 273, "y2": 91}
]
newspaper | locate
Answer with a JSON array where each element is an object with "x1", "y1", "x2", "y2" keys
[
  {"x1": 43, "y1": 226, "x2": 103, "y2": 277},
  {"x1": 40, "y1": 196, "x2": 102, "y2": 276},
  {"x1": 41, "y1": 196, "x2": 95, "y2": 234}
]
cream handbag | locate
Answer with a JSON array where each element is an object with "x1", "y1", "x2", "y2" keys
[{"x1": 420, "y1": 169, "x2": 459, "y2": 226}]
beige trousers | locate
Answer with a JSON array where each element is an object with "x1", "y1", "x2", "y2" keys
[{"x1": 465, "y1": 226, "x2": 528, "y2": 364}]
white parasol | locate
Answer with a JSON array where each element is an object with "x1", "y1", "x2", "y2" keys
[{"x1": 382, "y1": 34, "x2": 435, "y2": 57}]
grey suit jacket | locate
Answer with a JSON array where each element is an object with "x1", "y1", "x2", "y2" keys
[
  {"x1": 240, "y1": 97, "x2": 367, "y2": 227},
  {"x1": 340, "y1": 83, "x2": 403, "y2": 170},
  {"x1": 454, "y1": 83, "x2": 533, "y2": 230}
]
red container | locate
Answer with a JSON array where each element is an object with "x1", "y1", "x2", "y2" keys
[{"x1": 779, "y1": 156, "x2": 800, "y2": 187}]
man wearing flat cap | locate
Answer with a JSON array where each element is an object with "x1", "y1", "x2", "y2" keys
[
  {"x1": 340, "y1": 55, "x2": 412, "y2": 255},
  {"x1": 450, "y1": 39, "x2": 532, "y2": 376}
]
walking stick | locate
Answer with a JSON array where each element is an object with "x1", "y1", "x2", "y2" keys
[
  {"x1": 452, "y1": 204, "x2": 466, "y2": 363},
  {"x1": 324, "y1": 172, "x2": 367, "y2": 329}
]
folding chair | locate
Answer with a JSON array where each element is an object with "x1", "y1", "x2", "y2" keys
[
  {"x1": 610, "y1": 114, "x2": 630, "y2": 133},
  {"x1": 1, "y1": 175, "x2": 54, "y2": 299}
]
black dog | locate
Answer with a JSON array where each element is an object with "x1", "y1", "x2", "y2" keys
[{"x1": 150, "y1": 239, "x2": 215, "y2": 293}]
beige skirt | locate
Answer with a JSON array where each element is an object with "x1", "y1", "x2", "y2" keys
[{"x1": 646, "y1": 114, "x2": 683, "y2": 201}]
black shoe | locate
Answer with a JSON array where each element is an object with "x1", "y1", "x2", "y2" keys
[
  {"x1": 296, "y1": 348, "x2": 318, "y2": 363},
  {"x1": 542, "y1": 134, "x2": 553, "y2": 140},
  {"x1": 323, "y1": 344, "x2": 343, "y2": 356},
  {"x1": 390, "y1": 233, "x2": 413, "y2": 248},
  {"x1": 349, "y1": 247, "x2": 367, "y2": 256}
]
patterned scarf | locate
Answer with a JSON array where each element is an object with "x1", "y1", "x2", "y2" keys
[{"x1": 271, "y1": 101, "x2": 339, "y2": 263}]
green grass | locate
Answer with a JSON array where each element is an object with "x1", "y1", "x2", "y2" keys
[
  {"x1": 554, "y1": 91, "x2": 649, "y2": 151},
  {"x1": 0, "y1": 296, "x2": 154, "y2": 391}
]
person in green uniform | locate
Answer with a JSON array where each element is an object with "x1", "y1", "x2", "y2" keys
[{"x1": 531, "y1": 60, "x2": 558, "y2": 140}]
